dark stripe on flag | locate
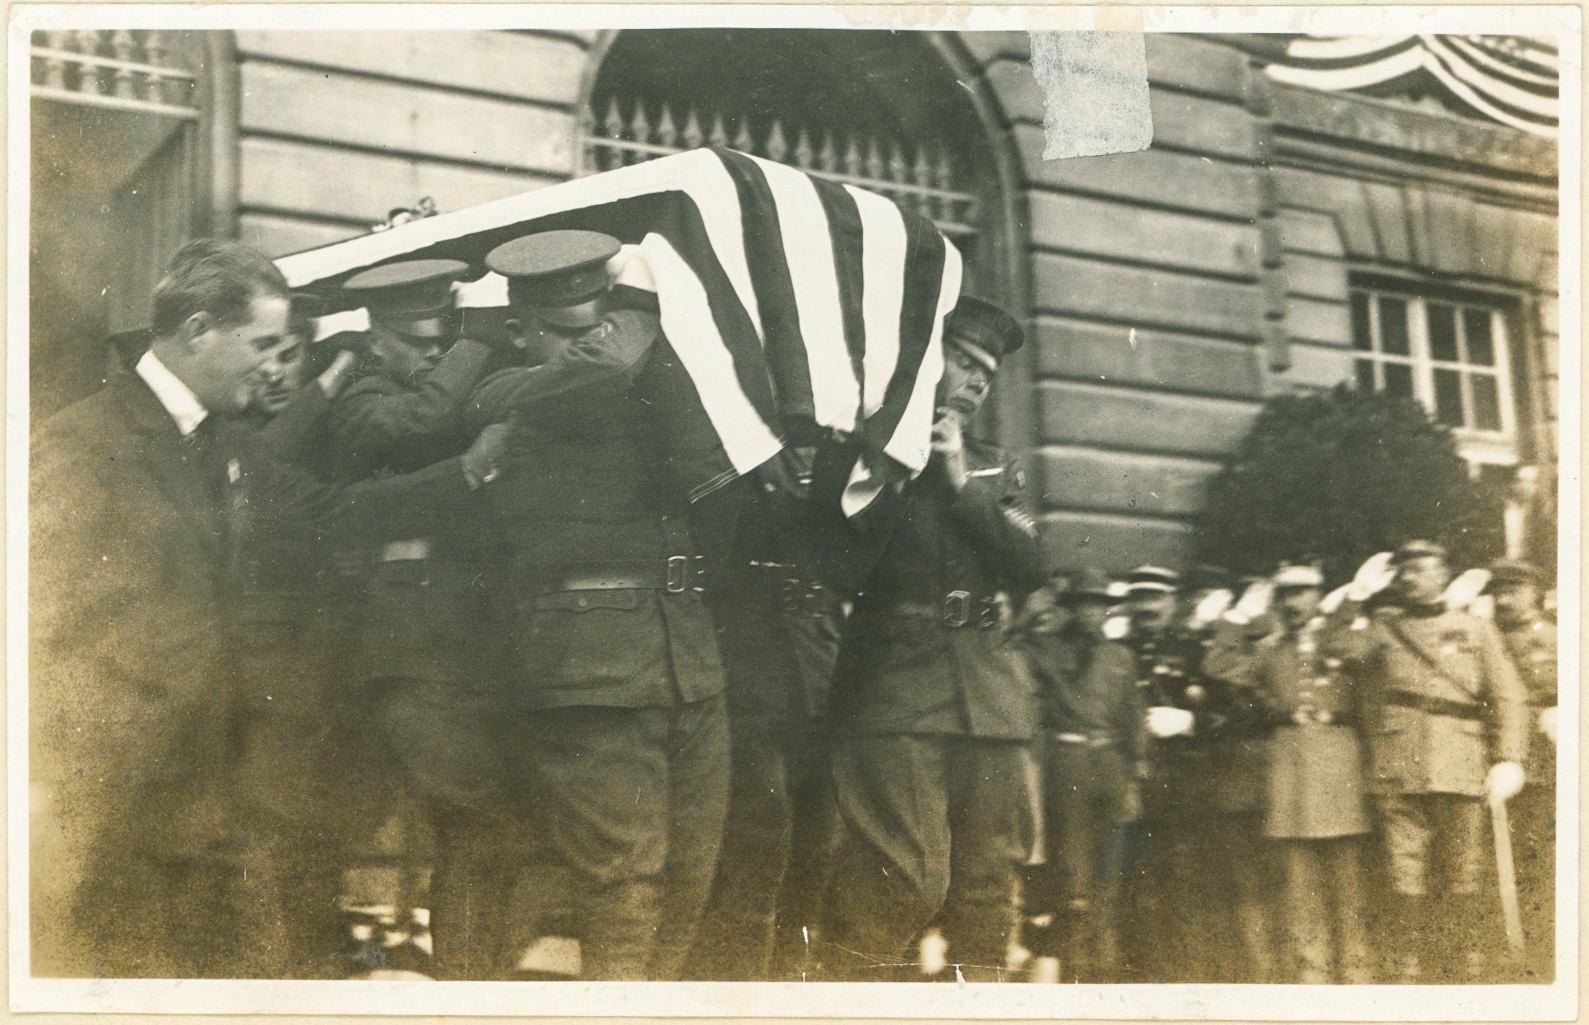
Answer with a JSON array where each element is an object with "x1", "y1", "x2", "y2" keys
[
  {"x1": 810, "y1": 175, "x2": 868, "y2": 406},
  {"x1": 712, "y1": 147, "x2": 812, "y2": 431},
  {"x1": 868, "y1": 206, "x2": 946, "y2": 451}
]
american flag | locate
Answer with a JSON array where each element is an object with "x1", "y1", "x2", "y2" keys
[
  {"x1": 275, "y1": 147, "x2": 963, "y2": 518},
  {"x1": 1263, "y1": 35, "x2": 1559, "y2": 138}
]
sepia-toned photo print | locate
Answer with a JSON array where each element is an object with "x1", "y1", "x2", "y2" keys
[{"x1": 10, "y1": 4, "x2": 1577, "y2": 1018}]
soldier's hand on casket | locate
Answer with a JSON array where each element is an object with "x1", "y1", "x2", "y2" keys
[
  {"x1": 1539, "y1": 707, "x2": 1558, "y2": 746},
  {"x1": 1346, "y1": 552, "x2": 1396, "y2": 602},
  {"x1": 461, "y1": 423, "x2": 513, "y2": 488},
  {"x1": 1145, "y1": 706, "x2": 1195, "y2": 739},
  {"x1": 930, "y1": 411, "x2": 969, "y2": 491},
  {"x1": 1485, "y1": 761, "x2": 1525, "y2": 806}
]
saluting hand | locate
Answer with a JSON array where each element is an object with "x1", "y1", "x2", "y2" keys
[{"x1": 931, "y1": 410, "x2": 969, "y2": 491}]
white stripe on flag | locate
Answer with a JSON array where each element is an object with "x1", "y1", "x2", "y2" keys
[
  {"x1": 1285, "y1": 35, "x2": 1415, "y2": 62},
  {"x1": 1417, "y1": 44, "x2": 1558, "y2": 137},
  {"x1": 753, "y1": 157, "x2": 860, "y2": 433},
  {"x1": 1266, "y1": 45, "x2": 1425, "y2": 91},
  {"x1": 884, "y1": 236, "x2": 960, "y2": 473},
  {"x1": 1423, "y1": 35, "x2": 1559, "y2": 118},
  {"x1": 638, "y1": 233, "x2": 783, "y2": 474},
  {"x1": 454, "y1": 273, "x2": 508, "y2": 308},
  {"x1": 313, "y1": 307, "x2": 369, "y2": 341},
  {"x1": 846, "y1": 184, "x2": 908, "y2": 423},
  {"x1": 276, "y1": 150, "x2": 763, "y2": 335}
]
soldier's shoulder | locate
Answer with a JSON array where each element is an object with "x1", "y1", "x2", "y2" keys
[{"x1": 338, "y1": 375, "x2": 408, "y2": 405}]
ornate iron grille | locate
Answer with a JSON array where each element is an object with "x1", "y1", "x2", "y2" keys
[
  {"x1": 31, "y1": 30, "x2": 198, "y2": 119},
  {"x1": 584, "y1": 97, "x2": 979, "y2": 240}
]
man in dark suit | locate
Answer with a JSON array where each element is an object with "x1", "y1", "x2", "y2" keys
[
  {"x1": 30, "y1": 239, "x2": 294, "y2": 978},
  {"x1": 822, "y1": 297, "x2": 1045, "y2": 981}
]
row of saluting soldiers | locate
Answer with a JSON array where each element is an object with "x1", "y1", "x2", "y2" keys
[
  {"x1": 30, "y1": 233, "x2": 1556, "y2": 985},
  {"x1": 1012, "y1": 552, "x2": 1555, "y2": 985}
]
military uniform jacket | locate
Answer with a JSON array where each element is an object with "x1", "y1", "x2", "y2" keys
[
  {"x1": 467, "y1": 308, "x2": 725, "y2": 710},
  {"x1": 31, "y1": 370, "x2": 239, "y2": 859},
  {"x1": 321, "y1": 338, "x2": 500, "y2": 684},
  {"x1": 1327, "y1": 601, "x2": 1528, "y2": 797},
  {"x1": 1500, "y1": 617, "x2": 1556, "y2": 780},
  {"x1": 1021, "y1": 626, "x2": 1146, "y2": 762},
  {"x1": 830, "y1": 439, "x2": 1044, "y2": 738},
  {"x1": 1207, "y1": 618, "x2": 1368, "y2": 839}
]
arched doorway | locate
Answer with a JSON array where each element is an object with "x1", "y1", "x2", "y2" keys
[{"x1": 574, "y1": 28, "x2": 1028, "y2": 444}]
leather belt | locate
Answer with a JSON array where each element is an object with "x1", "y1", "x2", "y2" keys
[
  {"x1": 535, "y1": 557, "x2": 705, "y2": 595},
  {"x1": 885, "y1": 591, "x2": 1000, "y2": 629},
  {"x1": 1384, "y1": 689, "x2": 1485, "y2": 722},
  {"x1": 1052, "y1": 730, "x2": 1115, "y2": 748}
]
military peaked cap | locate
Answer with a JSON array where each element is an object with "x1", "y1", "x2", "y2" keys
[
  {"x1": 1391, "y1": 539, "x2": 1447, "y2": 564},
  {"x1": 944, "y1": 296, "x2": 1023, "y2": 371},
  {"x1": 342, "y1": 259, "x2": 467, "y2": 339},
  {"x1": 1125, "y1": 565, "x2": 1180, "y2": 595},
  {"x1": 1273, "y1": 564, "x2": 1325, "y2": 589},
  {"x1": 486, "y1": 230, "x2": 622, "y2": 309},
  {"x1": 1062, "y1": 567, "x2": 1117, "y2": 603},
  {"x1": 1485, "y1": 559, "x2": 1539, "y2": 591}
]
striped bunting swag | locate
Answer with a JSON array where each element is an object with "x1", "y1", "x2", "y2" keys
[
  {"x1": 275, "y1": 147, "x2": 962, "y2": 518},
  {"x1": 1264, "y1": 35, "x2": 1559, "y2": 138}
]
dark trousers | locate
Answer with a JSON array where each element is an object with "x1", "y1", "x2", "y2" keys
[
  {"x1": 1280, "y1": 837, "x2": 1369, "y2": 983},
  {"x1": 1374, "y1": 792, "x2": 1495, "y2": 981},
  {"x1": 825, "y1": 733, "x2": 1029, "y2": 981},
  {"x1": 1030, "y1": 741, "x2": 1135, "y2": 981},
  {"x1": 378, "y1": 674, "x2": 521, "y2": 979},
  {"x1": 516, "y1": 696, "x2": 731, "y2": 981},
  {"x1": 687, "y1": 602, "x2": 839, "y2": 981}
]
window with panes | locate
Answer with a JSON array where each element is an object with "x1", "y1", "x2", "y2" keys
[{"x1": 1349, "y1": 284, "x2": 1518, "y2": 460}]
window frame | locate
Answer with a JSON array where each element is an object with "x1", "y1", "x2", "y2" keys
[{"x1": 1349, "y1": 280, "x2": 1522, "y2": 467}]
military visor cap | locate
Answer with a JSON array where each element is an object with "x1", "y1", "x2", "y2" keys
[
  {"x1": 486, "y1": 230, "x2": 622, "y2": 311},
  {"x1": 342, "y1": 259, "x2": 467, "y2": 340},
  {"x1": 1062, "y1": 567, "x2": 1116, "y2": 603},
  {"x1": 1391, "y1": 539, "x2": 1447, "y2": 565},
  {"x1": 1485, "y1": 559, "x2": 1539, "y2": 592},
  {"x1": 1273, "y1": 564, "x2": 1324, "y2": 589},
  {"x1": 1125, "y1": 565, "x2": 1180, "y2": 595},
  {"x1": 944, "y1": 296, "x2": 1023, "y2": 373}
]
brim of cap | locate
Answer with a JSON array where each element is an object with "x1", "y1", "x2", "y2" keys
[
  {"x1": 1126, "y1": 583, "x2": 1177, "y2": 595},
  {"x1": 951, "y1": 338, "x2": 1000, "y2": 374}
]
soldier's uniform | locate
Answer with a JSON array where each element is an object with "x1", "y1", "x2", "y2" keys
[
  {"x1": 1018, "y1": 568, "x2": 1144, "y2": 982},
  {"x1": 319, "y1": 260, "x2": 513, "y2": 979},
  {"x1": 1327, "y1": 542, "x2": 1528, "y2": 982},
  {"x1": 223, "y1": 358, "x2": 496, "y2": 977},
  {"x1": 1205, "y1": 566, "x2": 1370, "y2": 984},
  {"x1": 685, "y1": 452, "x2": 846, "y2": 981},
  {"x1": 1489, "y1": 561, "x2": 1556, "y2": 980},
  {"x1": 1119, "y1": 571, "x2": 1218, "y2": 983},
  {"x1": 823, "y1": 300, "x2": 1044, "y2": 981},
  {"x1": 464, "y1": 231, "x2": 731, "y2": 982}
]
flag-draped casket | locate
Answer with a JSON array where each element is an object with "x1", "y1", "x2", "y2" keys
[{"x1": 276, "y1": 147, "x2": 964, "y2": 523}]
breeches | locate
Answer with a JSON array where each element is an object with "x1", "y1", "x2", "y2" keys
[
  {"x1": 826, "y1": 732, "x2": 1029, "y2": 978},
  {"x1": 516, "y1": 696, "x2": 731, "y2": 981},
  {"x1": 1374, "y1": 792, "x2": 1488, "y2": 897}
]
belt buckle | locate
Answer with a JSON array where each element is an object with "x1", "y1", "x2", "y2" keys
[
  {"x1": 666, "y1": 555, "x2": 689, "y2": 594},
  {"x1": 943, "y1": 590, "x2": 971, "y2": 628}
]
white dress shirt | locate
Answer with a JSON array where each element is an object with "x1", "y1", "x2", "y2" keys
[{"x1": 135, "y1": 349, "x2": 209, "y2": 436}]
